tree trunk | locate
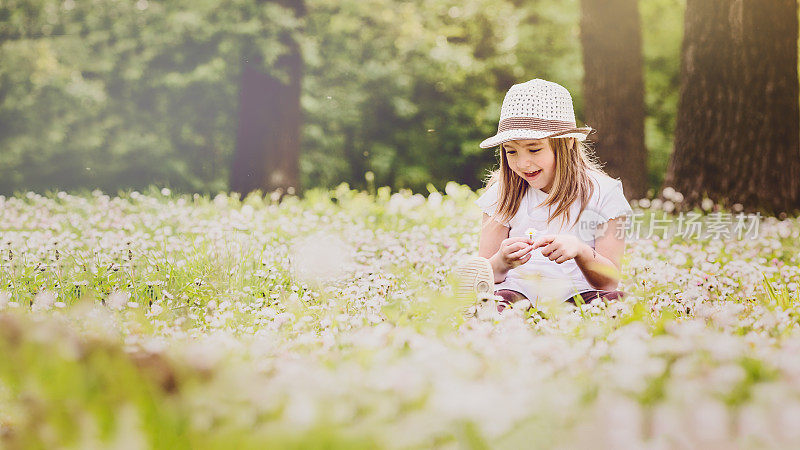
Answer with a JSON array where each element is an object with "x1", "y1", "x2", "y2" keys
[
  {"x1": 230, "y1": 0, "x2": 305, "y2": 198},
  {"x1": 665, "y1": 0, "x2": 800, "y2": 215},
  {"x1": 580, "y1": 0, "x2": 648, "y2": 200}
]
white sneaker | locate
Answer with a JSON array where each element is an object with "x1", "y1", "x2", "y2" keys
[{"x1": 453, "y1": 255, "x2": 495, "y2": 315}]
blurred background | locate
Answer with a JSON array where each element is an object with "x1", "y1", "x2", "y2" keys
[
  {"x1": 1, "y1": 0, "x2": 797, "y2": 213},
  {"x1": 0, "y1": 0, "x2": 682, "y2": 194}
]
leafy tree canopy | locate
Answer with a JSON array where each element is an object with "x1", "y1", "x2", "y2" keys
[{"x1": 0, "y1": 0, "x2": 684, "y2": 196}]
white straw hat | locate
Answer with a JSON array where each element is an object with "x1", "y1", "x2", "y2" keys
[{"x1": 479, "y1": 79, "x2": 594, "y2": 149}]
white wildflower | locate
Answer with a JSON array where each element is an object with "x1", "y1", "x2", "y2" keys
[
  {"x1": 32, "y1": 291, "x2": 57, "y2": 312},
  {"x1": 289, "y1": 231, "x2": 355, "y2": 284},
  {"x1": 107, "y1": 291, "x2": 130, "y2": 310}
]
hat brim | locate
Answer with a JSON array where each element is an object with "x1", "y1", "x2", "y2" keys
[{"x1": 479, "y1": 127, "x2": 594, "y2": 149}]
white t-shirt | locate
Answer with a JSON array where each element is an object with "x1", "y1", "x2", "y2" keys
[{"x1": 474, "y1": 170, "x2": 634, "y2": 302}]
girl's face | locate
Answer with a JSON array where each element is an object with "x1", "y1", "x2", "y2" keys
[{"x1": 502, "y1": 138, "x2": 564, "y2": 193}]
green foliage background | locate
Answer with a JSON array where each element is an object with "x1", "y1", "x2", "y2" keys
[{"x1": 0, "y1": 0, "x2": 684, "y2": 196}]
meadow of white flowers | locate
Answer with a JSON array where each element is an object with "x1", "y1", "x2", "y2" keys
[{"x1": 1, "y1": 183, "x2": 799, "y2": 448}]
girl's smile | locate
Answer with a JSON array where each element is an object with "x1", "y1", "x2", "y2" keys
[{"x1": 502, "y1": 138, "x2": 560, "y2": 193}]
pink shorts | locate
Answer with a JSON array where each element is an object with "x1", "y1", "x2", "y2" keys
[{"x1": 494, "y1": 289, "x2": 625, "y2": 313}]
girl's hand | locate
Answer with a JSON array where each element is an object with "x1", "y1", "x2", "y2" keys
[
  {"x1": 532, "y1": 234, "x2": 589, "y2": 264},
  {"x1": 495, "y1": 236, "x2": 534, "y2": 271}
]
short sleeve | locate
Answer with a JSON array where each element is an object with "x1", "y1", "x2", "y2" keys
[
  {"x1": 475, "y1": 182, "x2": 511, "y2": 227},
  {"x1": 598, "y1": 179, "x2": 634, "y2": 222}
]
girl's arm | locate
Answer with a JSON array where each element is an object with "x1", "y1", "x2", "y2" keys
[
  {"x1": 575, "y1": 217, "x2": 626, "y2": 291},
  {"x1": 533, "y1": 217, "x2": 626, "y2": 291},
  {"x1": 479, "y1": 213, "x2": 511, "y2": 283}
]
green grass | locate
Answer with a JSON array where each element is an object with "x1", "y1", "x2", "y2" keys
[{"x1": 1, "y1": 184, "x2": 799, "y2": 447}]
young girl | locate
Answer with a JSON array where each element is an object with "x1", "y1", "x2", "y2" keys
[{"x1": 455, "y1": 79, "x2": 633, "y2": 313}]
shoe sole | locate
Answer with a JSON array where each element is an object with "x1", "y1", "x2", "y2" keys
[{"x1": 454, "y1": 256, "x2": 495, "y2": 313}]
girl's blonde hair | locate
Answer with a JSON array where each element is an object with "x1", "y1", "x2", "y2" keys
[{"x1": 483, "y1": 137, "x2": 607, "y2": 229}]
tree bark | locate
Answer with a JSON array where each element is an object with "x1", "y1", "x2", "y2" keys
[
  {"x1": 230, "y1": 0, "x2": 305, "y2": 198},
  {"x1": 580, "y1": 0, "x2": 648, "y2": 199},
  {"x1": 665, "y1": 0, "x2": 800, "y2": 215}
]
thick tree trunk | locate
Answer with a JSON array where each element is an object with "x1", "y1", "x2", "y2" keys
[
  {"x1": 230, "y1": 0, "x2": 304, "y2": 198},
  {"x1": 665, "y1": 0, "x2": 800, "y2": 215},
  {"x1": 580, "y1": 0, "x2": 648, "y2": 200}
]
